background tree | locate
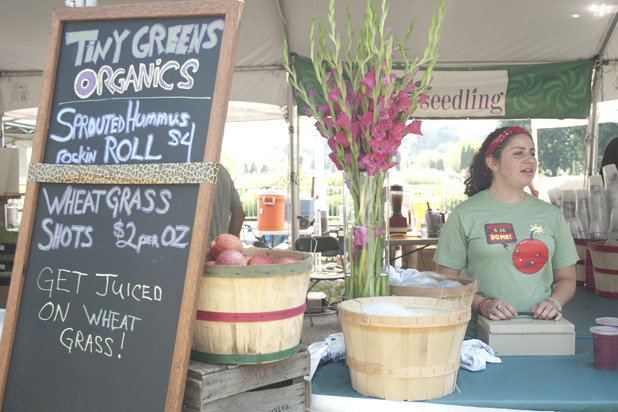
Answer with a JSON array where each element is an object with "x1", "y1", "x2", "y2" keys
[
  {"x1": 459, "y1": 143, "x2": 475, "y2": 171},
  {"x1": 537, "y1": 123, "x2": 618, "y2": 176}
]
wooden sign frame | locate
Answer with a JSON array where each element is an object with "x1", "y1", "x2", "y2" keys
[{"x1": 0, "y1": 1, "x2": 243, "y2": 411}]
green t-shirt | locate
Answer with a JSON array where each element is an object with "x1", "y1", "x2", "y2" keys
[
  {"x1": 434, "y1": 190, "x2": 578, "y2": 336},
  {"x1": 208, "y1": 165, "x2": 242, "y2": 243}
]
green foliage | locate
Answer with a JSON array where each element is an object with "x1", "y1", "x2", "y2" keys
[
  {"x1": 497, "y1": 120, "x2": 531, "y2": 130},
  {"x1": 596, "y1": 123, "x2": 618, "y2": 172},
  {"x1": 0, "y1": 231, "x2": 18, "y2": 243},
  {"x1": 537, "y1": 126, "x2": 585, "y2": 176},
  {"x1": 537, "y1": 123, "x2": 618, "y2": 176},
  {"x1": 459, "y1": 144, "x2": 476, "y2": 170}
]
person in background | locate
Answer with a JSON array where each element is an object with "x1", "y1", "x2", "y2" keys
[
  {"x1": 208, "y1": 164, "x2": 245, "y2": 242},
  {"x1": 600, "y1": 137, "x2": 618, "y2": 180},
  {"x1": 433, "y1": 126, "x2": 577, "y2": 336}
]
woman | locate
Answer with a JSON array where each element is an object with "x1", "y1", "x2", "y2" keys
[{"x1": 434, "y1": 126, "x2": 577, "y2": 336}]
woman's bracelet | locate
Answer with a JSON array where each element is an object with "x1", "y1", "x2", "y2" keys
[
  {"x1": 545, "y1": 297, "x2": 562, "y2": 312},
  {"x1": 477, "y1": 297, "x2": 494, "y2": 314}
]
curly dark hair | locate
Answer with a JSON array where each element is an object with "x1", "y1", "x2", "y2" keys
[{"x1": 464, "y1": 127, "x2": 531, "y2": 197}]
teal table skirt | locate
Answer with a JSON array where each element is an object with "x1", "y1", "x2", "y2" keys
[{"x1": 312, "y1": 288, "x2": 618, "y2": 412}]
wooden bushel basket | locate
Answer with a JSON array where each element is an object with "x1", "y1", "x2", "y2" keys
[
  {"x1": 574, "y1": 238, "x2": 588, "y2": 286},
  {"x1": 587, "y1": 241, "x2": 618, "y2": 298},
  {"x1": 338, "y1": 296, "x2": 471, "y2": 401},
  {"x1": 192, "y1": 248, "x2": 311, "y2": 364},
  {"x1": 390, "y1": 274, "x2": 478, "y2": 307}
]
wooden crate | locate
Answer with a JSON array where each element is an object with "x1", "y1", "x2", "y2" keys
[{"x1": 183, "y1": 349, "x2": 310, "y2": 411}]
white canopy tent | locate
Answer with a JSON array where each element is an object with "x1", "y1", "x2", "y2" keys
[
  {"x1": 4, "y1": 0, "x2": 618, "y2": 108},
  {"x1": 2, "y1": 0, "x2": 618, "y2": 239}
]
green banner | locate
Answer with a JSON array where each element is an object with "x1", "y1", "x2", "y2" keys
[{"x1": 293, "y1": 57, "x2": 593, "y2": 119}]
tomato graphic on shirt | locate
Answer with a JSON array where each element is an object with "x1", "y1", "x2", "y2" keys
[{"x1": 512, "y1": 225, "x2": 548, "y2": 274}]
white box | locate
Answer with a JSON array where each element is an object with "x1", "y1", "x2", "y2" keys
[
  {"x1": 477, "y1": 315, "x2": 575, "y2": 356},
  {"x1": 307, "y1": 291, "x2": 326, "y2": 313}
]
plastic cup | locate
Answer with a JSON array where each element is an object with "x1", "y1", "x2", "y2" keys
[
  {"x1": 602, "y1": 164, "x2": 618, "y2": 188},
  {"x1": 567, "y1": 217, "x2": 585, "y2": 239},
  {"x1": 589, "y1": 174, "x2": 604, "y2": 190},
  {"x1": 576, "y1": 189, "x2": 591, "y2": 239},
  {"x1": 590, "y1": 326, "x2": 618, "y2": 371},
  {"x1": 561, "y1": 190, "x2": 577, "y2": 219},
  {"x1": 590, "y1": 220, "x2": 607, "y2": 240},
  {"x1": 588, "y1": 177, "x2": 607, "y2": 223},
  {"x1": 608, "y1": 209, "x2": 618, "y2": 241},
  {"x1": 548, "y1": 188, "x2": 561, "y2": 208}
]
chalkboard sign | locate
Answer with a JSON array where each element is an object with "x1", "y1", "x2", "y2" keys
[{"x1": 0, "y1": 1, "x2": 243, "y2": 411}]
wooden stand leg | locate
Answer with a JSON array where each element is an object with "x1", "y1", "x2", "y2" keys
[{"x1": 402, "y1": 245, "x2": 419, "y2": 270}]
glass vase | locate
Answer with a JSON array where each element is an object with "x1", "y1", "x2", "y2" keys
[{"x1": 343, "y1": 169, "x2": 390, "y2": 298}]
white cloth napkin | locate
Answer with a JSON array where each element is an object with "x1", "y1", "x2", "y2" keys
[
  {"x1": 305, "y1": 333, "x2": 346, "y2": 381},
  {"x1": 459, "y1": 339, "x2": 502, "y2": 372}
]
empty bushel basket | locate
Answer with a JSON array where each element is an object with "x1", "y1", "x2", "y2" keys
[{"x1": 338, "y1": 296, "x2": 471, "y2": 401}]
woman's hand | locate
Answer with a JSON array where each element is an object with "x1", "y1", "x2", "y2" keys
[
  {"x1": 531, "y1": 300, "x2": 562, "y2": 321},
  {"x1": 482, "y1": 299, "x2": 517, "y2": 320}
]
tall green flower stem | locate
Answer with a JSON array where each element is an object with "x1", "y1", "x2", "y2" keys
[
  {"x1": 344, "y1": 169, "x2": 389, "y2": 298},
  {"x1": 283, "y1": 0, "x2": 445, "y2": 298}
]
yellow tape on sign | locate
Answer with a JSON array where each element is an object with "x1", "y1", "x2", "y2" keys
[{"x1": 27, "y1": 162, "x2": 219, "y2": 184}]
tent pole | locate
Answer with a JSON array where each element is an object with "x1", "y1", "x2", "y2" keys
[
  {"x1": 287, "y1": 70, "x2": 300, "y2": 244},
  {"x1": 586, "y1": 60, "x2": 602, "y2": 183}
]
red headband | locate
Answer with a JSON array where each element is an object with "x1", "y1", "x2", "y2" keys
[{"x1": 484, "y1": 126, "x2": 531, "y2": 162}]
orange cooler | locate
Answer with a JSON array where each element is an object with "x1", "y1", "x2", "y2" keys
[{"x1": 257, "y1": 189, "x2": 286, "y2": 231}]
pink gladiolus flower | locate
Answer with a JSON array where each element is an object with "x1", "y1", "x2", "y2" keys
[
  {"x1": 390, "y1": 122, "x2": 406, "y2": 140},
  {"x1": 419, "y1": 93, "x2": 428, "y2": 105},
  {"x1": 360, "y1": 70, "x2": 376, "y2": 90},
  {"x1": 335, "y1": 130, "x2": 349, "y2": 147},
  {"x1": 396, "y1": 95, "x2": 412, "y2": 113},
  {"x1": 351, "y1": 121, "x2": 361, "y2": 142},
  {"x1": 322, "y1": 116, "x2": 334, "y2": 129},
  {"x1": 316, "y1": 103, "x2": 331, "y2": 116},
  {"x1": 375, "y1": 228, "x2": 382, "y2": 238},
  {"x1": 344, "y1": 152, "x2": 352, "y2": 166},
  {"x1": 358, "y1": 112, "x2": 374, "y2": 130},
  {"x1": 407, "y1": 120, "x2": 423, "y2": 135},
  {"x1": 382, "y1": 73, "x2": 396, "y2": 85},
  {"x1": 360, "y1": 153, "x2": 382, "y2": 176},
  {"x1": 335, "y1": 113, "x2": 352, "y2": 130},
  {"x1": 385, "y1": 161, "x2": 399, "y2": 171},
  {"x1": 403, "y1": 81, "x2": 415, "y2": 93},
  {"x1": 308, "y1": 89, "x2": 316, "y2": 98},
  {"x1": 371, "y1": 122, "x2": 386, "y2": 140},
  {"x1": 303, "y1": 106, "x2": 312, "y2": 117},
  {"x1": 353, "y1": 225, "x2": 370, "y2": 252},
  {"x1": 327, "y1": 138, "x2": 337, "y2": 152},
  {"x1": 328, "y1": 152, "x2": 343, "y2": 170},
  {"x1": 327, "y1": 84, "x2": 341, "y2": 102},
  {"x1": 357, "y1": 154, "x2": 367, "y2": 171},
  {"x1": 369, "y1": 138, "x2": 395, "y2": 155}
]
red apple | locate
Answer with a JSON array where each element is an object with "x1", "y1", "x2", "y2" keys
[
  {"x1": 276, "y1": 257, "x2": 299, "y2": 264},
  {"x1": 215, "y1": 249, "x2": 247, "y2": 266},
  {"x1": 205, "y1": 261, "x2": 216, "y2": 265},
  {"x1": 210, "y1": 233, "x2": 243, "y2": 258},
  {"x1": 248, "y1": 254, "x2": 274, "y2": 265}
]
